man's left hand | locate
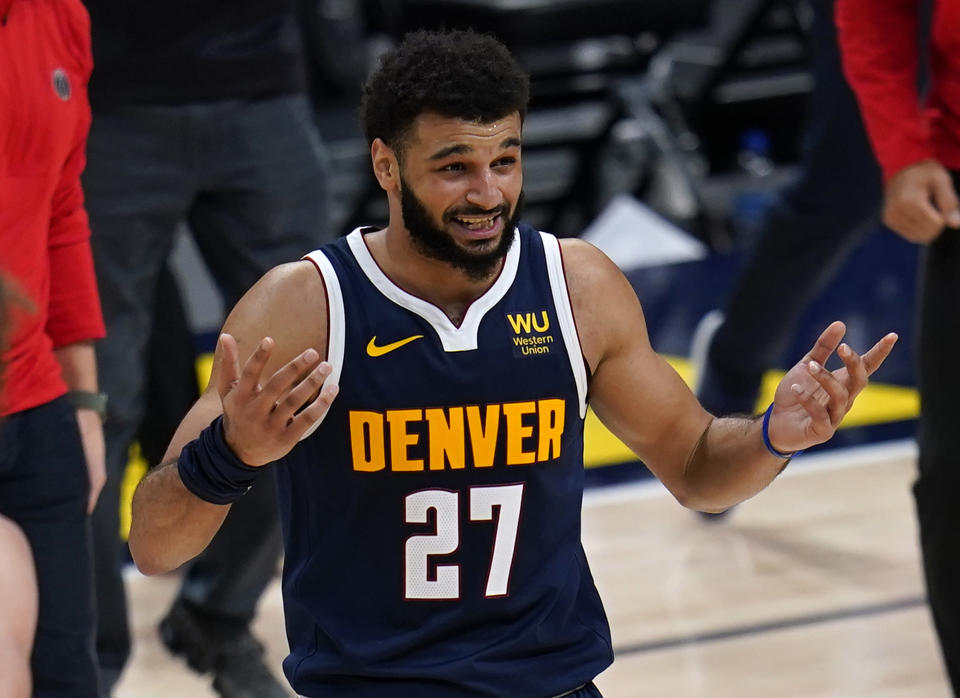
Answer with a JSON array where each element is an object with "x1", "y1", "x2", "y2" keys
[{"x1": 766, "y1": 321, "x2": 898, "y2": 455}]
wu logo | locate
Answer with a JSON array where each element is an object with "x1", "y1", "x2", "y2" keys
[{"x1": 506, "y1": 311, "x2": 549, "y2": 334}]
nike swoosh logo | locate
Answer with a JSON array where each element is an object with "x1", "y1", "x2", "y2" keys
[{"x1": 366, "y1": 334, "x2": 424, "y2": 357}]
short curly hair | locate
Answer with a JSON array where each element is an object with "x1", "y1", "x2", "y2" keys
[{"x1": 360, "y1": 29, "x2": 530, "y2": 156}]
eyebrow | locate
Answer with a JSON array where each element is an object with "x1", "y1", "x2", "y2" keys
[{"x1": 427, "y1": 137, "x2": 522, "y2": 161}]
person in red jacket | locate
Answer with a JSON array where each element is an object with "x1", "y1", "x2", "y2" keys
[
  {"x1": 0, "y1": 0, "x2": 105, "y2": 695},
  {"x1": 837, "y1": 0, "x2": 960, "y2": 692}
]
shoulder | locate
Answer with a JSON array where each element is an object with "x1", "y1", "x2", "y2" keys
[
  {"x1": 222, "y1": 260, "x2": 330, "y2": 366},
  {"x1": 556, "y1": 238, "x2": 646, "y2": 372},
  {"x1": 556, "y1": 237, "x2": 622, "y2": 291}
]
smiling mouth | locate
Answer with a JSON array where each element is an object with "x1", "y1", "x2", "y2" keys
[{"x1": 452, "y1": 215, "x2": 499, "y2": 231}]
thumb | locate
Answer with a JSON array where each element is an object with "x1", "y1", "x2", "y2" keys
[
  {"x1": 931, "y1": 170, "x2": 960, "y2": 228},
  {"x1": 215, "y1": 333, "x2": 241, "y2": 400}
]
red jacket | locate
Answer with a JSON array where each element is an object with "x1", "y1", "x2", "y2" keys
[
  {"x1": 0, "y1": 0, "x2": 105, "y2": 416},
  {"x1": 836, "y1": 0, "x2": 960, "y2": 181}
]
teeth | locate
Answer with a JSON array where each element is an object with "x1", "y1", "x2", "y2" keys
[{"x1": 455, "y1": 217, "x2": 495, "y2": 230}]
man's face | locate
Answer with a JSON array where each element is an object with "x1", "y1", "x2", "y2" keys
[{"x1": 395, "y1": 112, "x2": 524, "y2": 280}]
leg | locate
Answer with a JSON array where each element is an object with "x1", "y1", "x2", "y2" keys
[
  {"x1": 698, "y1": 0, "x2": 882, "y2": 415},
  {"x1": 180, "y1": 94, "x2": 332, "y2": 620},
  {"x1": 82, "y1": 105, "x2": 196, "y2": 690},
  {"x1": 156, "y1": 95, "x2": 331, "y2": 697},
  {"x1": 138, "y1": 265, "x2": 201, "y2": 467},
  {"x1": 0, "y1": 398, "x2": 100, "y2": 697},
  {"x1": 914, "y1": 206, "x2": 960, "y2": 694}
]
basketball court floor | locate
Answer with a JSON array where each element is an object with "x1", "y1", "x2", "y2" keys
[{"x1": 114, "y1": 440, "x2": 949, "y2": 697}]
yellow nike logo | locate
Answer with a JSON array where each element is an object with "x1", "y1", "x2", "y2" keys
[{"x1": 366, "y1": 334, "x2": 424, "y2": 357}]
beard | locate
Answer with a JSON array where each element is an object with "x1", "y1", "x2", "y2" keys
[{"x1": 400, "y1": 176, "x2": 524, "y2": 282}]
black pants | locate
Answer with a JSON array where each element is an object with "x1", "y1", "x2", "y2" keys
[
  {"x1": 0, "y1": 397, "x2": 99, "y2": 697},
  {"x1": 83, "y1": 94, "x2": 332, "y2": 689},
  {"x1": 915, "y1": 176, "x2": 960, "y2": 695},
  {"x1": 699, "y1": 0, "x2": 883, "y2": 415}
]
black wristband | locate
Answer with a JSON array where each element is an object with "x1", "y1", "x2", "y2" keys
[
  {"x1": 177, "y1": 416, "x2": 262, "y2": 505},
  {"x1": 67, "y1": 390, "x2": 108, "y2": 422}
]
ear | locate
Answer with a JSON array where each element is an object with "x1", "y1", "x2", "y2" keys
[{"x1": 371, "y1": 138, "x2": 399, "y2": 192}]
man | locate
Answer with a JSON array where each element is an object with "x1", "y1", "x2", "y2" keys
[
  {"x1": 0, "y1": 0, "x2": 105, "y2": 695},
  {"x1": 130, "y1": 30, "x2": 897, "y2": 697},
  {"x1": 836, "y1": 0, "x2": 960, "y2": 691},
  {"x1": 81, "y1": 1, "x2": 332, "y2": 693}
]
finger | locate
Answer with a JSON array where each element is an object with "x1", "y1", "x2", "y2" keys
[
  {"x1": 913, "y1": 196, "x2": 947, "y2": 229},
  {"x1": 238, "y1": 336, "x2": 275, "y2": 395},
  {"x1": 287, "y1": 381, "x2": 340, "y2": 436},
  {"x1": 931, "y1": 171, "x2": 960, "y2": 228},
  {"x1": 807, "y1": 361, "x2": 848, "y2": 425},
  {"x1": 805, "y1": 321, "x2": 845, "y2": 365},
  {"x1": 836, "y1": 342, "x2": 868, "y2": 401},
  {"x1": 216, "y1": 333, "x2": 242, "y2": 400},
  {"x1": 272, "y1": 360, "x2": 332, "y2": 423},
  {"x1": 260, "y1": 347, "x2": 321, "y2": 406},
  {"x1": 861, "y1": 333, "x2": 899, "y2": 375},
  {"x1": 885, "y1": 200, "x2": 943, "y2": 242},
  {"x1": 790, "y1": 383, "x2": 832, "y2": 435}
]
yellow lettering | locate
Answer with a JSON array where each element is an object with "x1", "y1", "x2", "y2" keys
[
  {"x1": 502, "y1": 401, "x2": 536, "y2": 465},
  {"x1": 425, "y1": 407, "x2": 466, "y2": 470},
  {"x1": 532, "y1": 310, "x2": 550, "y2": 332},
  {"x1": 537, "y1": 399, "x2": 565, "y2": 461},
  {"x1": 387, "y1": 409, "x2": 424, "y2": 471},
  {"x1": 349, "y1": 411, "x2": 386, "y2": 472},
  {"x1": 506, "y1": 313, "x2": 532, "y2": 334},
  {"x1": 466, "y1": 404, "x2": 500, "y2": 468}
]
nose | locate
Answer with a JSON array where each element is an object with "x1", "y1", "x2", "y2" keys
[{"x1": 465, "y1": 168, "x2": 502, "y2": 211}]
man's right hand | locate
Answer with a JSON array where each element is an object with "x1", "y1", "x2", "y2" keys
[
  {"x1": 217, "y1": 333, "x2": 339, "y2": 466},
  {"x1": 883, "y1": 159, "x2": 960, "y2": 243}
]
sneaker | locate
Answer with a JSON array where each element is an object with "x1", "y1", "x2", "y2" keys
[{"x1": 159, "y1": 600, "x2": 291, "y2": 698}]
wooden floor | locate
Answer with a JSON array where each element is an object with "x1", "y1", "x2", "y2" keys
[{"x1": 115, "y1": 441, "x2": 950, "y2": 698}]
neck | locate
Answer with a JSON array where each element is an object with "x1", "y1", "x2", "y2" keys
[{"x1": 366, "y1": 225, "x2": 504, "y2": 322}]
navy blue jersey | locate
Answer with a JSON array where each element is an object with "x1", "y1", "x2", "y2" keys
[{"x1": 275, "y1": 225, "x2": 613, "y2": 697}]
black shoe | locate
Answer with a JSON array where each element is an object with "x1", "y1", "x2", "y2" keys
[
  {"x1": 212, "y1": 632, "x2": 291, "y2": 698},
  {"x1": 159, "y1": 600, "x2": 291, "y2": 698}
]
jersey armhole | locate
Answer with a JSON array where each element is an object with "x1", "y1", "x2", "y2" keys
[
  {"x1": 299, "y1": 250, "x2": 346, "y2": 439},
  {"x1": 539, "y1": 232, "x2": 588, "y2": 418}
]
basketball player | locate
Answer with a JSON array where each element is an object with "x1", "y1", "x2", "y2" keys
[{"x1": 129, "y1": 30, "x2": 897, "y2": 697}]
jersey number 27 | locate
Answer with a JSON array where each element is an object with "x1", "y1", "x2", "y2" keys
[{"x1": 404, "y1": 484, "x2": 524, "y2": 600}]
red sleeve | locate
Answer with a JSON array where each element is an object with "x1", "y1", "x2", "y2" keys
[
  {"x1": 835, "y1": 0, "x2": 932, "y2": 181},
  {"x1": 45, "y1": 5, "x2": 105, "y2": 348}
]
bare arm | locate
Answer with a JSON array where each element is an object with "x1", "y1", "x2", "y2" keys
[
  {"x1": 53, "y1": 340, "x2": 105, "y2": 513},
  {"x1": 129, "y1": 261, "x2": 334, "y2": 575},
  {"x1": 562, "y1": 239, "x2": 897, "y2": 512}
]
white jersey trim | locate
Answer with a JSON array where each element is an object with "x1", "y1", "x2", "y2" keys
[
  {"x1": 540, "y1": 232, "x2": 588, "y2": 418},
  {"x1": 299, "y1": 250, "x2": 346, "y2": 439},
  {"x1": 345, "y1": 227, "x2": 521, "y2": 352}
]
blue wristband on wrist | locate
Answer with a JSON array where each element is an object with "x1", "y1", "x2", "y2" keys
[
  {"x1": 762, "y1": 403, "x2": 803, "y2": 460},
  {"x1": 177, "y1": 416, "x2": 262, "y2": 505}
]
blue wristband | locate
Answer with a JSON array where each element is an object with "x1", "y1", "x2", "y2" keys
[
  {"x1": 762, "y1": 403, "x2": 802, "y2": 460},
  {"x1": 177, "y1": 416, "x2": 262, "y2": 505}
]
